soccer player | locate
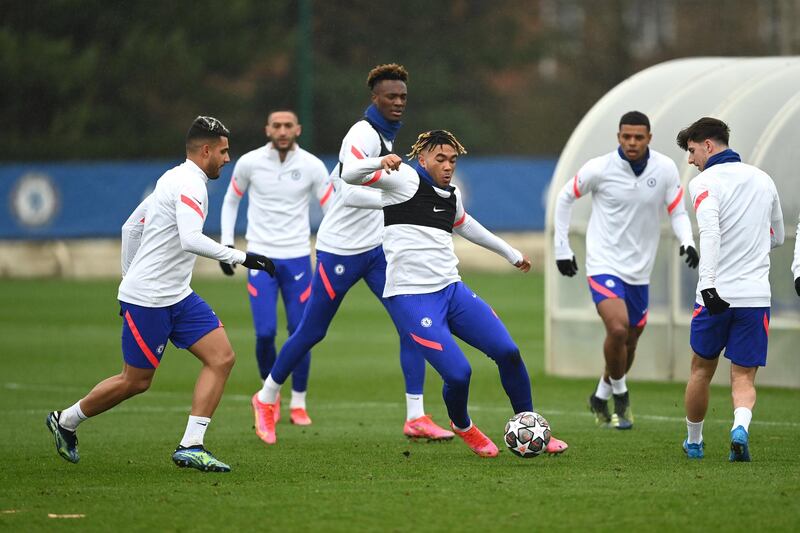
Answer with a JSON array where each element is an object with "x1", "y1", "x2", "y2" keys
[
  {"x1": 45, "y1": 116, "x2": 276, "y2": 472},
  {"x1": 340, "y1": 129, "x2": 568, "y2": 457},
  {"x1": 251, "y1": 64, "x2": 452, "y2": 444},
  {"x1": 678, "y1": 117, "x2": 784, "y2": 461},
  {"x1": 793, "y1": 215, "x2": 800, "y2": 297},
  {"x1": 554, "y1": 111, "x2": 698, "y2": 430},
  {"x1": 219, "y1": 110, "x2": 329, "y2": 426}
]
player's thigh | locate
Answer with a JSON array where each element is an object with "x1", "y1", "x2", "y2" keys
[
  {"x1": 119, "y1": 301, "x2": 172, "y2": 370},
  {"x1": 689, "y1": 304, "x2": 731, "y2": 360},
  {"x1": 447, "y1": 282, "x2": 517, "y2": 357},
  {"x1": 314, "y1": 250, "x2": 365, "y2": 302},
  {"x1": 623, "y1": 282, "x2": 649, "y2": 329},
  {"x1": 277, "y1": 256, "x2": 313, "y2": 332},
  {"x1": 362, "y1": 246, "x2": 388, "y2": 300},
  {"x1": 170, "y1": 293, "x2": 229, "y2": 364},
  {"x1": 588, "y1": 275, "x2": 629, "y2": 330},
  {"x1": 725, "y1": 308, "x2": 770, "y2": 368},
  {"x1": 247, "y1": 268, "x2": 280, "y2": 336},
  {"x1": 186, "y1": 327, "x2": 234, "y2": 368}
]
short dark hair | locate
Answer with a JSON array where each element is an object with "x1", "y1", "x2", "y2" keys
[
  {"x1": 266, "y1": 109, "x2": 299, "y2": 124},
  {"x1": 619, "y1": 111, "x2": 650, "y2": 131},
  {"x1": 676, "y1": 117, "x2": 730, "y2": 150},
  {"x1": 186, "y1": 115, "x2": 230, "y2": 150},
  {"x1": 367, "y1": 63, "x2": 408, "y2": 90}
]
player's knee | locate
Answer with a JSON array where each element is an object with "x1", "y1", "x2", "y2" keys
[
  {"x1": 493, "y1": 344, "x2": 522, "y2": 365},
  {"x1": 304, "y1": 324, "x2": 328, "y2": 346},
  {"x1": 124, "y1": 375, "x2": 152, "y2": 396},
  {"x1": 444, "y1": 364, "x2": 472, "y2": 389},
  {"x1": 607, "y1": 323, "x2": 628, "y2": 343},
  {"x1": 217, "y1": 346, "x2": 236, "y2": 373}
]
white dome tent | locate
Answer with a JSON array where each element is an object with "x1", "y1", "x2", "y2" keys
[{"x1": 545, "y1": 57, "x2": 800, "y2": 388}]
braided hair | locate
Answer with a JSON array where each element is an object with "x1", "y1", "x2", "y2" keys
[
  {"x1": 366, "y1": 63, "x2": 409, "y2": 90},
  {"x1": 406, "y1": 130, "x2": 467, "y2": 159}
]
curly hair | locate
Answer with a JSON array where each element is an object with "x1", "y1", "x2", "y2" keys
[
  {"x1": 406, "y1": 130, "x2": 467, "y2": 159},
  {"x1": 366, "y1": 63, "x2": 409, "y2": 90}
]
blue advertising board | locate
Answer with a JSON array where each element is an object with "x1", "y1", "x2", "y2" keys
[{"x1": 0, "y1": 157, "x2": 555, "y2": 239}]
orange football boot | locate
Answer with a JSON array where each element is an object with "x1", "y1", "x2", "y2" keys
[
  {"x1": 251, "y1": 393, "x2": 277, "y2": 444},
  {"x1": 290, "y1": 407, "x2": 312, "y2": 426},
  {"x1": 450, "y1": 422, "x2": 498, "y2": 457},
  {"x1": 403, "y1": 415, "x2": 454, "y2": 440}
]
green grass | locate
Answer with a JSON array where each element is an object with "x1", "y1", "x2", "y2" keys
[{"x1": 1, "y1": 273, "x2": 798, "y2": 532}]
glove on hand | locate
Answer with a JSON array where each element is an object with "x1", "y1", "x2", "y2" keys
[
  {"x1": 219, "y1": 245, "x2": 236, "y2": 276},
  {"x1": 700, "y1": 288, "x2": 730, "y2": 315},
  {"x1": 243, "y1": 252, "x2": 276, "y2": 277},
  {"x1": 680, "y1": 245, "x2": 699, "y2": 269},
  {"x1": 556, "y1": 256, "x2": 579, "y2": 277}
]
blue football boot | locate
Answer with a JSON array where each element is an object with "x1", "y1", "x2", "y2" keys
[
  {"x1": 172, "y1": 445, "x2": 231, "y2": 472},
  {"x1": 682, "y1": 439, "x2": 704, "y2": 459},
  {"x1": 729, "y1": 425, "x2": 751, "y2": 462},
  {"x1": 45, "y1": 411, "x2": 79, "y2": 464}
]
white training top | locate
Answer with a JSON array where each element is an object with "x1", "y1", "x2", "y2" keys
[
  {"x1": 118, "y1": 159, "x2": 246, "y2": 308},
  {"x1": 341, "y1": 158, "x2": 522, "y2": 297},
  {"x1": 554, "y1": 149, "x2": 695, "y2": 285},
  {"x1": 688, "y1": 160, "x2": 784, "y2": 307},
  {"x1": 314, "y1": 120, "x2": 389, "y2": 255},
  {"x1": 793, "y1": 214, "x2": 800, "y2": 280},
  {"x1": 220, "y1": 143, "x2": 330, "y2": 259}
]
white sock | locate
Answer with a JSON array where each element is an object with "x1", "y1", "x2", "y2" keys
[
  {"x1": 453, "y1": 420, "x2": 472, "y2": 432},
  {"x1": 595, "y1": 376, "x2": 612, "y2": 400},
  {"x1": 732, "y1": 407, "x2": 752, "y2": 432},
  {"x1": 405, "y1": 393, "x2": 425, "y2": 420},
  {"x1": 258, "y1": 375, "x2": 281, "y2": 404},
  {"x1": 180, "y1": 415, "x2": 210, "y2": 448},
  {"x1": 290, "y1": 390, "x2": 307, "y2": 410},
  {"x1": 610, "y1": 375, "x2": 628, "y2": 395},
  {"x1": 686, "y1": 417, "x2": 704, "y2": 444},
  {"x1": 59, "y1": 401, "x2": 88, "y2": 431}
]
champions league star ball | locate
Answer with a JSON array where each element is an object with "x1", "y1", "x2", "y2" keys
[{"x1": 504, "y1": 411, "x2": 551, "y2": 458}]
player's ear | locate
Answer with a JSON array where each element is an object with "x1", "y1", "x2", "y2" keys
[{"x1": 296, "y1": 124, "x2": 302, "y2": 137}]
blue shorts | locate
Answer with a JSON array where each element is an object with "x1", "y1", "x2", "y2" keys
[
  {"x1": 690, "y1": 304, "x2": 770, "y2": 367},
  {"x1": 120, "y1": 292, "x2": 222, "y2": 369},
  {"x1": 587, "y1": 274, "x2": 649, "y2": 327}
]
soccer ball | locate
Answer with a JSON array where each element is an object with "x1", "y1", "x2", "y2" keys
[{"x1": 504, "y1": 411, "x2": 551, "y2": 458}]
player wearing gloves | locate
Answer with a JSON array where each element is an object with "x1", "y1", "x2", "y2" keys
[
  {"x1": 553, "y1": 111, "x2": 697, "y2": 430},
  {"x1": 45, "y1": 116, "x2": 275, "y2": 473},
  {"x1": 338, "y1": 129, "x2": 568, "y2": 457},
  {"x1": 219, "y1": 110, "x2": 329, "y2": 426},
  {"x1": 678, "y1": 117, "x2": 784, "y2": 461}
]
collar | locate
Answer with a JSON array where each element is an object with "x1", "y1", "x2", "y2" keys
[
  {"x1": 266, "y1": 142, "x2": 297, "y2": 162},
  {"x1": 364, "y1": 104, "x2": 402, "y2": 142},
  {"x1": 704, "y1": 148, "x2": 741, "y2": 171},
  {"x1": 617, "y1": 146, "x2": 650, "y2": 177},
  {"x1": 184, "y1": 158, "x2": 209, "y2": 183}
]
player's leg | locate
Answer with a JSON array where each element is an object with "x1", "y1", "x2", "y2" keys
[
  {"x1": 247, "y1": 264, "x2": 280, "y2": 381},
  {"x1": 725, "y1": 307, "x2": 769, "y2": 462},
  {"x1": 588, "y1": 275, "x2": 629, "y2": 428},
  {"x1": 279, "y1": 255, "x2": 314, "y2": 425},
  {"x1": 252, "y1": 250, "x2": 364, "y2": 444},
  {"x1": 388, "y1": 287, "x2": 496, "y2": 456},
  {"x1": 447, "y1": 282, "x2": 567, "y2": 454},
  {"x1": 46, "y1": 301, "x2": 166, "y2": 464},
  {"x1": 169, "y1": 294, "x2": 234, "y2": 472},
  {"x1": 363, "y1": 247, "x2": 451, "y2": 440},
  {"x1": 683, "y1": 303, "x2": 728, "y2": 459}
]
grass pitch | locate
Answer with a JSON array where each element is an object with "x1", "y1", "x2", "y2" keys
[{"x1": 1, "y1": 273, "x2": 798, "y2": 532}]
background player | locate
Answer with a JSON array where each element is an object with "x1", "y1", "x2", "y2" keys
[
  {"x1": 220, "y1": 109, "x2": 329, "y2": 426},
  {"x1": 45, "y1": 116, "x2": 275, "y2": 472},
  {"x1": 250, "y1": 64, "x2": 452, "y2": 445},
  {"x1": 553, "y1": 111, "x2": 697, "y2": 430},
  {"x1": 793, "y1": 214, "x2": 800, "y2": 297},
  {"x1": 678, "y1": 117, "x2": 784, "y2": 461},
  {"x1": 341, "y1": 129, "x2": 568, "y2": 457}
]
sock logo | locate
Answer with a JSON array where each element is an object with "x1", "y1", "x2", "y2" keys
[{"x1": 197, "y1": 422, "x2": 208, "y2": 426}]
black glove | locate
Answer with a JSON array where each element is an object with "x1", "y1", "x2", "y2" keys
[
  {"x1": 242, "y1": 252, "x2": 276, "y2": 277},
  {"x1": 795, "y1": 277, "x2": 800, "y2": 297},
  {"x1": 700, "y1": 288, "x2": 730, "y2": 315},
  {"x1": 556, "y1": 256, "x2": 579, "y2": 277},
  {"x1": 219, "y1": 245, "x2": 236, "y2": 276},
  {"x1": 680, "y1": 245, "x2": 699, "y2": 269}
]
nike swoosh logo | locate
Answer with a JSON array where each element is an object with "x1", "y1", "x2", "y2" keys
[
  {"x1": 294, "y1": 272, "x2": 305, "y2": 281},
  {"x1": 197, "y1": 422, "x2": 208, "y2": 426},
  {"x1": 192, "y1": 197, "x2": 203, "y2": 205},
  {"x1": 433, "y1": 207, "x2": 445, "y2": 212}
]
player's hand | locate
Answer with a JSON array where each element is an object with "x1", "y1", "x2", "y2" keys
[
  {"x1": 680, "y1": 245, "x2": 699, "y2": 269},
  {"x1": 795, "y1": 277, "x2": 800, "y2": 297},
  {"x1": 700, "y1": 288, "x2": 730, "y2": 315},
  {"x1": 380, "y1": 154, "x2": 402, "y2": 172},
  {"x1": 219, "y1": 245, "x2": 236, "y2": 276},
  {"x1": 242, "y1": 253, "x2": 276, "y2": 277},
  {"x1": 515, "y1": 256, "x2": 532, "y2": 273},
  {"x1": 556, "y1": 256, "x2": 578, "y2": 277}
]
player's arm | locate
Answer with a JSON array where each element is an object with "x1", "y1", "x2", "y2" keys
[
  {"x1": 664, "y1": 171, "x2": 698, "y2": 269},
  {"x1": 792, "y1": 215, "x2": 800, "y2": 297},
  {"x1": 453, "y1": 205, "x2": 529, "y2": 272},
  {"x1": 769, "y1": 186, "x2": 785, "y2": 249},
  {"x1": 177, "y1": 184, "x2": 275, "y2": 275},
  {"x1": 218, "y1": 161, "x2": 250, "y2": 275},
  {"x1": 311, "y1": 159, "x2": 334, "y2": 215},
  {"x1": 120, "y1": 195, "x2": 151, "y2": 277},
  {"x1": 553, "y1": 165, "x2": 594, "y2": 277},
  {"x1": 339, "y1": 154, "x2": 407, "y2": 191},
  {"x1": 690, "y1": 180, "x2": 728, "y2": 314},
  {"x1": 341, "y1": 183, "x2": 383, "y2": 210}
]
